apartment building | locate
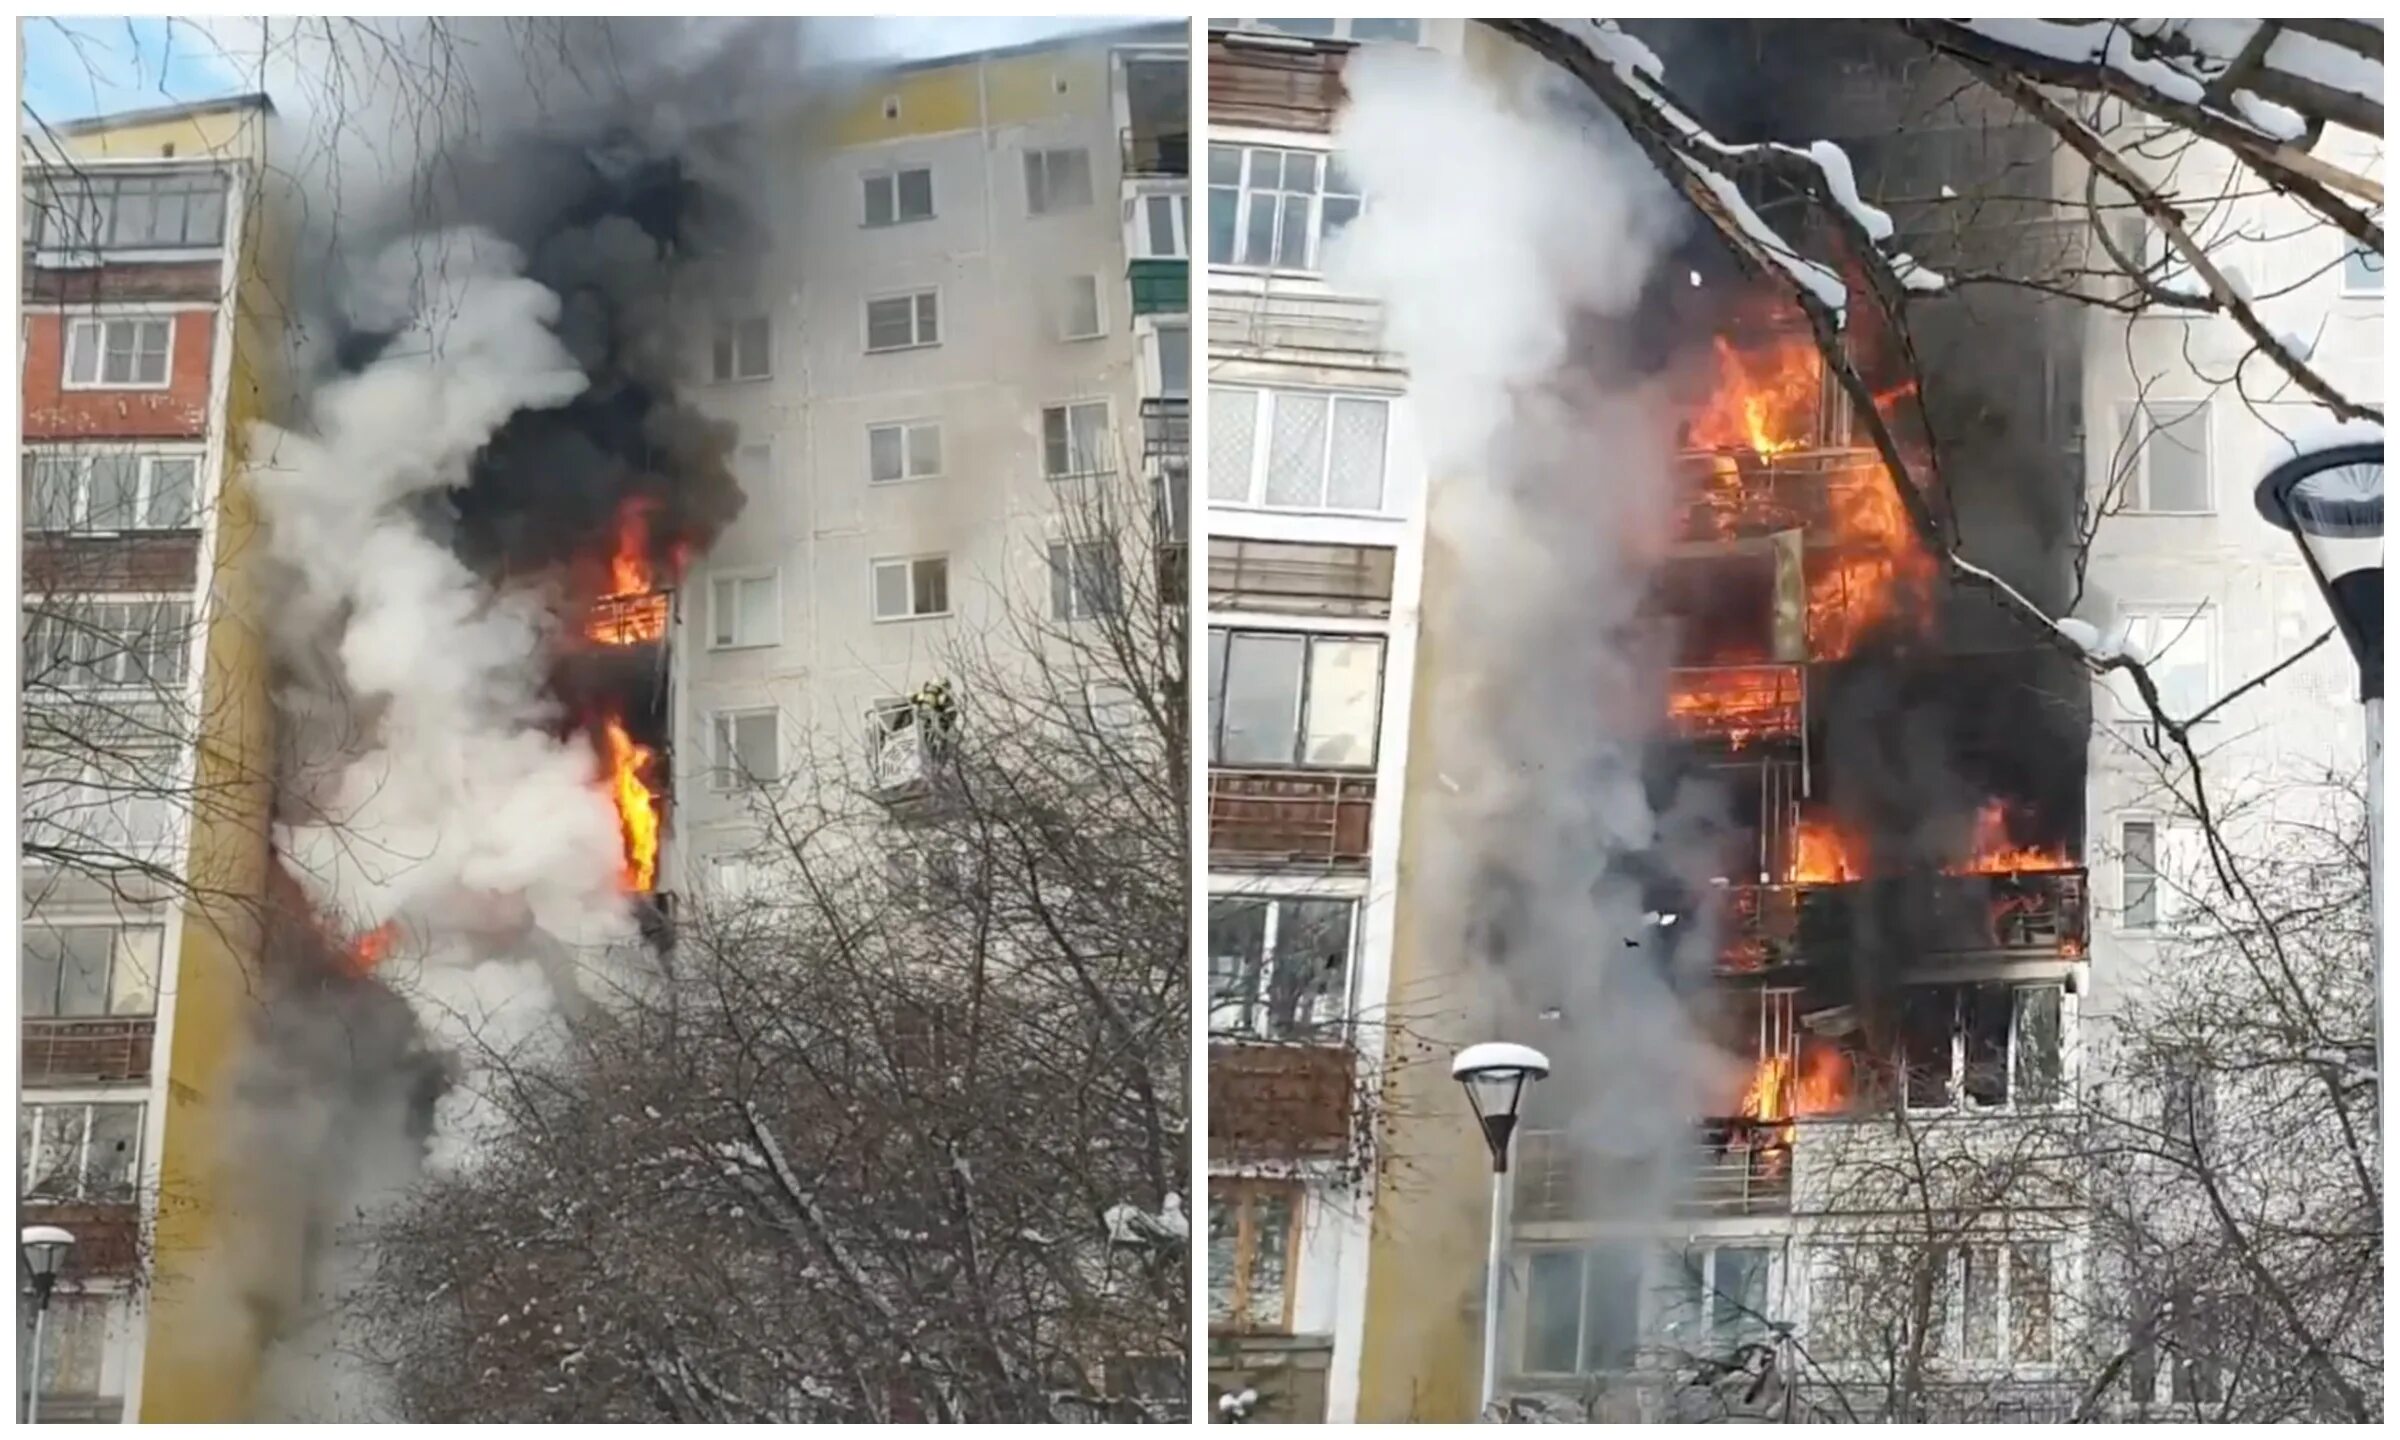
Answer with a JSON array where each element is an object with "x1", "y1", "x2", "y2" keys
[
  {"x1": 668, "y1": 25, "x2": 1188, "y2": 893},
  {"x1": 1201, "y1": 17, "x2": 1458, "y2": 1424},
  {"x1": 19, "y1": 95, "x2": 284, "y2": 1421}
]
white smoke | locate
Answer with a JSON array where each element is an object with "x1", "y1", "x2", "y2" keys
[{"x1": 1331, "y1": 46, "x2": 1731, "y2": 1211}]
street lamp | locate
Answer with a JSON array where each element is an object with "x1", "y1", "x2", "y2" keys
[
  {"x1": 20, "y1": 1225, "x2": 75, "y2": 1424},
  {"x1": 1453, "y1": 1041, "x2": 1550, "y2": 1419},
  {"x1": 2254, "y1": 439, "x2": 2384, "y2": 1055}
]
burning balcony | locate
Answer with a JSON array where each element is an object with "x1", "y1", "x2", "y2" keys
[
  {"x1": 586, "y1": 589, "x2": 669, "y2": 647},
  {"x1": 1717, "y1": 869, "x2": 2087, "y2": 973},
  {"x1": 1667, "y1": 664, "x2": 1804, "y2": 753}
]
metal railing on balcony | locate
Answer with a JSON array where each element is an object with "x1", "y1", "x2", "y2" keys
[
  {"x1": 1207, "y1": 768, "x2": 1375, "y2": 869},
  {"x1": 1514, "y1": 1124, "x2": 1792, "y2": 1223},
  {"x1": 1718, "y1": 869, "x2": 2089, "y2": 971},
  {"x1": 1121, "y1": 126, "x2": 1191, "y2": 176},
  {"x1": 1142, "y1": 396, "x2": 1190, "y2": 465}
]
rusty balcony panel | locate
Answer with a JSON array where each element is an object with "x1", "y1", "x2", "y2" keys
[
  {"x1": 1667, "y1": 664, "x2": 1803, "y2": 752},
  {"x1": 1208, "y1": 38, "x2": 1347, "y2": 134},
  {"x1": 26, "y1": 259, "x2": 225, "y2": 306},
  {"x1": 23, "y1": 535, "x2": 203, "y2": 595},
  {"x1": 21, "y1": 1017, "x2": 155, "y2": 1085},
  {"x1": 1208, "y1": 769, "x2": 1374, "y2": 870},
  {"x1": 1208, "y1": 1042, "x2": 1354, "y2": 1159},
  {"x1": 20, "y1": 1202, "x2": 143, "y2": 1279}
]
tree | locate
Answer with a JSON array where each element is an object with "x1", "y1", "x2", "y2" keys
[{"x1": 346, "y1": 450, "x2": 1190, "y2": 1422}]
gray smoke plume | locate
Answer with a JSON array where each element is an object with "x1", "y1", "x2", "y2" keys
[{"x1": 1330, "y1": 46, "x2": 1733, "y2": 1217}]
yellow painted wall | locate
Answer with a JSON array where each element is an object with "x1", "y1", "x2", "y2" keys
[
  {"x1": 56, "y1": 102, "x2": 267, "y2": 164},
  {"x1": 827, "y1": 47, "x2": 1106, "y2": 146}
]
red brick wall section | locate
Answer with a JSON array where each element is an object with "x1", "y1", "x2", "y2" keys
[{"x1": 21, "y1": 309, "x2": 217, "y2": 442}]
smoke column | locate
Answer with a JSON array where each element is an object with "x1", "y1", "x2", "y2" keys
[{"x1": 1330, "y1": 45, "x2": 1734, "y2": 1229}]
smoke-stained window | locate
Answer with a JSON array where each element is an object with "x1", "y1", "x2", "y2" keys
[
  {"x1": 1048, "y1": 541, "x2": 1121, "y2": 622},
  {"x1": 1897, "y1": 982, "x2": 2068, "y2": 1113},
  {"x1": 2116, "y1": 400, "x2": 2212, "y2": 513},
  {"x1": 1657, "y1": 1245, "x2": 1774, "y2": 1356},
  {"x1": 29, "y1": 170, "x2": 227, "y2": 253},
  {"x1": 1209, "y1": 1180, "x2": 1299, "y2": 1332},
  {"x1": 1208, "y1": 145, "x2": 1361, "y2": 273},
  {"x1": 19, "y1": 1102, "x2": 143, "y2": 1202},
  {"x1": 709, "y1": 316, "x2": 771, "y2": 382},
  {"x1": 1208, "y1": 628, "x2": 1385, "y2": 769},
  {"x1": 23, "y1": 599, "x2": 193, "y2": 690},
  {"x1": 62, "y1": 317, "x2": 171, "y2": 389},
  {"x1": 865, "y1": 290, "x2": 940, "y2": 352},
  {"x1": 1211, "y1": 386, "x2": 1391, "y2": 512},
  {"x1": 1041, "y1": 400, "x2": 1114, "y2": 478},
  {"x1": 862, "y1": 166, "x2": 935, "y2": 227},
  {"x1": 22, "y1": 925, "x2": 160, "y2": 1018},
  {"x1": 867, "y1": 421, "x2": 943, "y2": 483},
  {"x1": 707, "y1": 571, "x2": 779, "y2": 650},
  {"x1": 23, "y1": 449, "x2": 199, "y2": 532},
  {"x1": 708, "y1": 709, "x2": 781, "y2": 790},
  {"x1": 870, "y1": 555, "x2": 950, "y2": 620},
  {"x1": 1023, "y1": 147, "x2": 1094, "y2": 215},
  {"x1": 1207, "y1": 895, "x2": 1354, "y2": 1039},
  {"x1": 1522, "y1": 1244, "x2": 1642, "y2": 1374}
]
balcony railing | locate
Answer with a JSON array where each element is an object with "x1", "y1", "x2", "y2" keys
[
  {"x1": 1122, "y1": 126, "x2": 1191, "y2": 176},
  {"x1": 1208, "y1": 1040, "x2": 1354, "y2": 1158},
  {"x1": 1719, "y1": 869, "x2": 2088, "y2": 971},
  {"x1": 1142, "y1": 396, "x2": 1190, "y2": 466},
  {"x1": 1666, "y1": 664, "x2": 1803, "y2": 752},
  {"x1": 1515, "y1": 1124, "x2": 1793, "y2": 1222},
  {"x1": 21, "y1": 1016, "x2": 154, "y2": 1085},
  {"x1": 1207, "y1": 768, "x2": 1374, "y2": 869}
]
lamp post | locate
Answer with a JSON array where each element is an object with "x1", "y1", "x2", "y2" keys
[
  {"x1": 20, "y1": 1225, "x2": 74, "y2": 1424},
  {"x1": 1452, "y1": 1041, "x2": 1551, "y2": 1420},
  {"x1": 2254, "y1": 440, "x2": 2383, "y2": 1064}
]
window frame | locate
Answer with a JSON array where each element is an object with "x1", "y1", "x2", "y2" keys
[
  {"x1": 1896, "y1": 980, "x2": 2072, "y2": 1116},
  {"x1": 1024, "y1": 146, "x2": 1096, "y2": 216},
  {"x1": 705, "y1": 569, "x2": 781, "y2": 651},
  {"x1": 1048, "y1": 539, "x2": 1121, "y2": 622},
  {"x1": 61, "y1": 315, "x2": 174, "y2": 391},
  {"x1": 1213, "y1": 18, "x2": 1423, "y2": 44},
  {"x1": 1207, "y1": 892, "x2": 1359, "y2": 1041},
  {"x1": 2114, "y1": 400, "x2": 2213, "y2": 515},
  {"x1": 1132, "y1": 189, "x2": 1192, "y2": 260},
  {"x1": 1209, "y1": 384, "x2": 1394, "y2": 514},
  {"x1": 1207, "y1": 626, "x2": 1389, "y2": 771},
  {"x1": 1655, "y1": 1243, "x2": 1779, "y2": 1358},
  {"x1": 862, "y1": 164, "x2": 936, "y2": 227},
  {"x1": 867, "y1": 419, "x2": 945, "y2": 485},
  {"x1": 1041, "y1": 398, "x2": 1117, "y2": 480},
  {"x1": 22, "y1": 923, "x2": 164, "y2": 1019},
  {"x1": 22, "y1": 593, "x2": 197, "y2": 693},
  {"x1": 1208, "y1": 1178, "x2": 1303, "y2": 1334},
  {"x1": 19, "y1": 1100, "x2": 146, "y2": 1203},
  {"x1": 1207, "y1": 143, "x2": 1363, "y2": 276},
  {"x1": 709, "y1": 314, "x2": 773, "y2": 383},
  {"x1": 1057, "y1": 272, "x2": 1108, "y2": 342},
  {"x1": 869, "y1": 553, "x2": 953, "y2": 622},
  {"x1": 23, "y1": 447, "x2": 204, "y2": 534},
  {"x1": 1517, "y1": 1242, "x2": 1648, "y2": 1376},
  {"x1": 707, "y1": 707, "x2": 783, "y2": 792},
  {"x1": 30, "y1": 170, "x2": 230, "y2": 255},
  {"x1": 2113, "y1": 605, "x2": 2216, "y2": 722},
  {"x1": 864, "y1": 288, "x2": 942, "y2": 353}
]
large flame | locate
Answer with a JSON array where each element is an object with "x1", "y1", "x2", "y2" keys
[
  {"x1": 1787, "y1": 811, "x2": 1867, "y2": 885},
  {"x1": 599, "y1": 718, "x2": 660, "y2": 892},
  {"x1": 1667, "y1": 664, "x2": 1802, "y2": 749},
  {"x1": 1688, "y1": 334, "x2": 1821, "y2": 459},
  {"x1": 1951, "y1": 799, "x2": 2073, "y2": 876},
  {"x1": 586, "y1": 497, "x2": 677, "y2": 646},
  {"x1": 1805, "y1": 461, "x2": 1936, "y2": 660}
]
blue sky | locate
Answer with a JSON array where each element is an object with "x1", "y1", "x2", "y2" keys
[
  {"x1": 20, "y1": 17, "x2": 249, "y2": 126},
  {"x1": 19, "y1": 17, "x2": 1147, "y2": 128}
]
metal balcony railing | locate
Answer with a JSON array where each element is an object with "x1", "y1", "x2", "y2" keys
[{"x1": 1717, "y1": 869, "x2": 2089, "y2": 972}]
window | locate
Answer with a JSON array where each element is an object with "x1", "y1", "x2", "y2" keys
[
  {"x1": 709, "y1": 709, "x2": 781, "y2": 790},
  {"x1": 1155, "y1": 324, "x2": 1191, "y2": 398},
  {"x1": 1058, "y1": 273, "x2": 1106, "y2": 340},
  {"x1": 1952, "y1": 1243, "x2": 2056, "y2": 1366},
  {"x1": 1210, "y1": 386, "x2": 1391, "y2": 511},
  {"x1": 31, "y1": 171, "x2": 228, "y2": 252},
  {"x1": 865, "y1": 290, "x2": 940, "y2": 352},
  {"x1": 707, "y1": 853, "x2": 761, "y2": 899},
  {"x1": 1208, "y1": 145, "x2": 1363, "y2": 273},
  {"x1": 63, "y1": 317, "x2": 172, "y2": 388},
  {"x1": 1215, "y1": 18, "x2": 1422, "y2": 44},
  {"x1": 1208, "y1": 539, "x2": 1397, "y2": 618},
  {"x1": 1209, "y1": 896, "x2": 1355, "y2": 1040},
  {"x1": 863, "y1": 166, "x2": 935, "y2": 226},
  {"x1": 2158, "y1": 1053, "x2": 2217, "y2": 1148},
  {"x1": 710, "y1": 316, "x2": 771, "y2": 382},
  {"x1": 24, "y1": 450, "x2": 200, "y2": 532},
  {"x1": 2341, "y1": 241, "x2": 2382, "y2": 296},
  {"x1": 1208, "y1": 628, "x2": 1385, "y2": 768},
  {"x1": 2118, "y1": 608, "x2": 2213, "y2": 717},
  {"x1": 23, "y1": 925, "x2": 161, "y2": 1018},
  {"x1": 707, "y1": 571, "x2": 779, "y2": 649},
  {"x1": 1522, "y1": 1244, "x2": 1644, "y2": 1374},
  {"x1": 868, "y1": 420, "x2": 943, "y2": 483},
  {"x1": 1024, "y1": 147, "x2": 1094, "y2": 214},
  {"x1": 1049, "y1": 541, "x2": 1121, "y2": 621},
  {"x1": 2122, "y1": 819, "x2": 2158, "y2": 928},
  {"x1": 1897, "y1": 981, "x2": 2068, "y2": 1111},
  {"x1": 1134, "y1": 191, "x2": 1192, "y2": 258},
  {"x1": 2116, "y1": 401, "x2": 2210, "y2": 513},
  {"x1": 871, "y1": 555, "x2": 951, "y2": 620},
  {"x1": 1042, "y1": 400, "x2": 1114, "y2": 479},
  {"x1": 19, "y1": 1102, "x2": 143, "y2": 1201},
  {"x1": 22, "y1": 748, "x2": 176, "y2": 859},
  {"x1": 29, "y1": 1292, "x2": 121, "y2": 1415},
  {"x1": 1085, "y1": 681, "x2": 1144, "y2": 735},
  {"x1": 1657, "y1": 1245, "x2": 1774, "y2": 1354},
  {"x1": 23, "y1": 599, "x2": 193, "y2": 689},
  {"x1": 1208, "y1": 1180, "x2": 1299, "y2": 1332}
]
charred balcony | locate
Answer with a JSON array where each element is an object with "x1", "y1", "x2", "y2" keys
[{"x1": 1716, "y1": 869, "x2": 2088, "y2": 975}]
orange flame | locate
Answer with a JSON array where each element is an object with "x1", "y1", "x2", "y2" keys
[
  {"x1": 1950, "y1": 799, "x2": 2073, "y2": 876},
  {"x1": 585, "y1": 498, "x2": 680, "y2": 646},
  {"x1": 346, "y1": 921, "x2": 398, "y2": 975},
  {"x1": 1788, "y1": 811, "x2": 1867, "y2": 885},
  {"x1": 599, "y1": 718, "x2": 660, "y2": 892},
  {"x1": 1667, "y1": 665, "x2": 1803, "y2": 749},
  {"x1": 1805, "y1": 462, "x2": 1937, "y2": 660},
  {"x1": 1737, "y1": 1038, "x2": 1851, "y2": 1174},
  {"x1": 1688, "y1": 334, "x2": 1821, "y2": 459}
]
